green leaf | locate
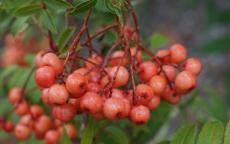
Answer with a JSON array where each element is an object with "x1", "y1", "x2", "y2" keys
[
  {"x1": 57, "y1": 27, "x2": 75, "y2": 51},
  {"x1": 197, "y1": 121, "x2": 224, "y2": 144},
  {"x1": 224, "y1": 120, "x2": 230, "y2": 144},
  {"x1": 14, "y1": 4, "x2": 42, "y2": 16},
  {"x1": 50, "y1": 0, "x2": 73, "y2": 8},
  {"x1": 81, "y1": 117, "x2": 96, "y2": 144},
  {"x1": 104, "y1": 0, "x2": 122, "y2": 17},
  {"x1": 70, "y1": 0, "x2": 97, "y2": 15},
  {"x1": 11, "y1": 17, "x2": 29, "y2": 36},
  {"x1": 40, "y1": 10, "x2": 57, "y2": 33},
  {"x1": 105, "y1": 126, "x2": 129, "y2": 144},
  {"x1": 171, "y1": 124, "x2": 197, "y2": 144},
  {"x1": 59, "y1": 127, "x2": 72, "y2": 144},
  {"x1": 150, "y1": 33, "x2": 169, "y2": 50}
]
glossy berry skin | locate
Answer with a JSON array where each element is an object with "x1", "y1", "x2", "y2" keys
[
  {"x1": 42, "y1": 53, "x2": 64, "y2": 75},
  {"x1": 110, "y1": 50, "x2": 129, "y2": 66},
  {"x1": 86, "y1": 82, "x2": 101, "y2": 93},
  {"x1": 66, "y1": 73, "x2": 87, "y2": 97},
  {"x1": 130, "y1": 105, "x2": 150, "y2": 124},
  {"x1": 35, "y1": 115, "x2": 52, "y2": 135},
  {"x1": 147, "y1": 96, "x2": 161, "y2": 110},
  {"x1": 185, "y1": 58, "x2": 202, "y2": 75},
  {"x1": 30, "y1": 105, "x2": 44, "y2": 119},
  {"x1": 3, "y1": 121, "x2": 14, "y2": 132},
  {"x1": 156, "y1": 49, "x2": 171, "y2": 62},
  {"x1": 149, "y1": 75, "x2": 167, "y2": 95},
  {"x1": 80, "y1": 92, "x2": 103, "y2": 114},
  {"x1": 103, "y1": 98, "x2": 125, "y2": 120},
  {"x1": 52, "y1": 104, "x2": 76, "y2": 122},
  {"x1": 45, "y1": 130, "x2": 60, "y2": 144},
  {"x1": 20, "y1": 115, "x2": 34, "y2": 129},
  {"x1": 135, "y1": 84, "x2": 154, "y2": 105},
  {"x1": 48, "y1": 84, "x2": 69, "y2": 105},
  {"x1": 120, "y1": 98, "x2": 131, "y2": 118},
  {"x1": 162, "y1": 87, "x2": 181, "y2": 105},
  {"x1": 15, "y1": 124, "x2": 32, "y2": 140},
  {"x1": 35, "y1": 66, "x2": 56, "y2": 88},
  {"x1": 138, "y1": 61, "x2": 158, "y2": 82},
  {"x1": 15, "y1": 100, "x2": 29, "y2": 116},
  {"x1": 175, "y1": 71, "x2": 196, "y2": 92},
  {"x1": 109, "y1": 66, "x2": 129, "y2": 88},
  {"x1": 162, "y1": 65, "x2": 177, "y2": 81},
  {"x1": 169, "y1": 43, "x2": 187, "y2": 63},
  {"x1": 8, "y1": 87, "x2": 23, "y2": 104}
]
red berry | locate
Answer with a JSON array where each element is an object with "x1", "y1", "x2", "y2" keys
[
  {"x1": 156, "y1": 49, "x2": 171, "y2": 62},
  {"x1": 15, "y1": 124, "x2": 32, "y2": 140},
  {"x1": 35, "y1": 51, "x2": 44, "y2": 67},
  {"x1": 149, "y1": 75, "x2": 167, "y2": 95},
  {"x1": 185, "y1": 58, "x2": 202, "y2": 75},
  {"x1": 110, "y1": 89, "x2": 125, "y2": 98},
  {"x1": 138, "y1": 61, "x2": 158, "y2": 82},
  {"x1": 41, "y1": 88, "x2": 50, "y2": 105},
  {"x1": 48, "y1": 84, "x2": 69, "y2": 105},
  {"x1": 103, "y1": 98, "x2": 125, "y2": 120},
  {"x1": 162, "y1": 65, "x2": 177, "y2": 81},
  {"x1": 110, "y1": 50, "x2": 129, "y2": 66},
  {"x1": 109, "y1": 66, "x2": 129, "y2": 88},
  {"x1": 147, "y1": 96, "x2": 161, "y2": 110},
  {"x1": 135, "y1": 84, "x2": 154, "y2": 105},
  {"x1": 86, "y1": 82, "x2": 101, "y2": 93},
  {"x1": 80, "y1": 92, "x2": 103, "y2": 114},
  {"x1": 3, "y1": 121, "x2": 14, "y2": 132},
  {"x1": 169, "y1": 43, "x2": 187, "y2": 63},
  {"x1": 130, "y1": 47, "x2": 143, "y2": 63},
  {"x1": 162, "y1": 87, "x2": 181, "y2": 105},
  {"x1": 8, "y1": 87, "x2": 23, "y2": 104},
  {"x1": 63, "y1": 124, "x2": 77, "y2": 139},
  {"x1": 52, "y1": 104, "x2": 76, "y2": 122},
  {"x1": 30, "y1": 105, "x2": 44, "y2": 119},
  {"x1": 35, "y1": 115, "x2": 52, "y2": 135},
  {"x1": 130, "y1": 105, "x2": 150, "y2": 124},
  {"x1": 68, "y1": 98, "x2": 81, "y2": 113},
  {"x1": 45, "y1": 130, "x2": 60, "y2": 144},
  {"x1": 85, "y1": 54, "x2": 103, "y2": 69},
  {"x1": 175, "y1": 71, "x2": 196, "y2": 92},
  {"x1": 35, "y1": 66, "x2": 56, "y2": 88},
  {"x1": 15, "y1": 100, "x2": 29, "y2": 116},
  {"x1": 42, "y1": 53, "x2": 64, "y2": 75},
  {"x1": 120, "y1": 98, "x2": 131, "y2": 118},
  {"x1": 66, "y1": 73, "x2": 87, "y2": 97},
  {"x1": 19, "y1": 115, "x2": 34, "y2": 129}
]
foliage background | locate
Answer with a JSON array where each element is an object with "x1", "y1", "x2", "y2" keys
[{"x1": 0, "y1": 0, "x2": 230, "y2": 144}]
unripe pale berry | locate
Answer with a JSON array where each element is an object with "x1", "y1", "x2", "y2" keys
[
  {"x1": 42, "y1": 53, "x2": 64, "y2": 75},
  {"x1": 15, "y1": 100, "x2": 29, "y2": 116},
  {"x1": 52, "y1": 104, "x2": 76, "y2": 122},
  {"x1": 147, "y1": 96, "x2": 161, "y2": 110},
  {"x1": 169, "y1": 43, "x2": 187, "y2": 63},
  {"x1": 162, "y1": 65, "x2": 177, "y2": 81},
  {"x1": 130, "y1": 105, "x2": 150, "y2": 124},
  {"x1": 48, "y1": 84, "x2": 69, "y2": 105},
  {"x1": 175, "y1": 71, "x2": 196, "y2": 91},
  {"x1": 138, "y1": 61, "x2": 158, "y2": 82},
  {"x1": 135, "y1": 84, "x2": 154, "y2": 105},
  {"x1": 185, "y1": 58, "x2": 202, "y2": 75},
  {"x1": 35, "y1": 66, "x2": 56, "y2": 88},
  {"x1": 3, "y1": 121, "x2": 14, "y2": 132},
  {"x1": 30, "y1": 105, "x2": 44, "y2": 119},
  {"x1": 66, "y1": 73, "x2": 87, "y2": 97},
  {"x1": 103, "y1": 97, "x2": 125, "y2": 120},
  {"x1": 15, "y1": 124, "x2": 32, "y2": 140},
  {"x1": 109, "y1": 66, "x2": 129, "y2": 88},
  {"x1": 149, "y1": 75, "x2": 167, "y2": 95},
  {"x1": 45, "y1": 130, "x2": 60, "y2": 144},
  {"x1": 8, "y1": 87, "x2": 23, "y2": 104},
  {"x1": 80, "y1": 92, "x2": 103, "y2": 114}
]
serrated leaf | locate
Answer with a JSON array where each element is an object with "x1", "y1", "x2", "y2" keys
[
  {"x1": 81, "y1": 117, "x2": 96, "y2": 144},
  {"x1": 70, "y1": 0, "x2": 97, "y2": 15},
  {"x1": 150, "y1": 33, "x2": 169, "y2": 50},
  {"x1": 105, "y1": 126, "x2": 129, "y2": 144},
  {"x1": 59, "y1": 127, "x2": 72, "y2": 144},
  {"x1": 197, "y1": 121, "x2": 224, "y2": 144},
  {"x1": 40, "y1": 10, "x2": 57, "y2": 33},
  {"x1": 58, "y1": 27, "x2": 75, "y2": 51},
  {"x1": 224, "y1": 120, "x2": 230, "y2": 144},
  {"x1": 14, "y1": 4, "x2": 42, "y2": 16},
  {"x1": 11, "y1": 17, "x2": 29, "y2": 36},
  {"x1": 171, "y1": 124, "x2": 197, "y2": 144}
]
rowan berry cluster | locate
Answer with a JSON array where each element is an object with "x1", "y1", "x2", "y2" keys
[
  {"x1": 34, "y1": 41, "x2": 202, "y2": 125},
  {"x1": 1, "y1": 87, "x2": 77, "y2": 143}
]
